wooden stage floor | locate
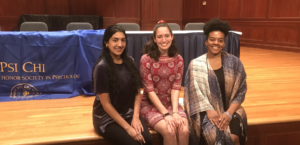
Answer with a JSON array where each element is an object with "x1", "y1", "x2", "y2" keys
[
  {"x1": 1, "y1": 47, "x2": 300, "y2": 145},
  {"x1": 241, "y1": 47, "x2": 300, "y2": 125}
]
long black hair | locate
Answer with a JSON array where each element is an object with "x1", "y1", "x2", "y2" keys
[
  {"x1": 92, "y1": 25, "x2": 141, "y2": 96},
  {"x1": 143, "y1": 22, "x2": 179, "y2": 61}
]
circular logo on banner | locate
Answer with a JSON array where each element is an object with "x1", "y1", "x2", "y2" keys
[{"x1": 10, "y1": 83, "x2": 41, "y2": 99}]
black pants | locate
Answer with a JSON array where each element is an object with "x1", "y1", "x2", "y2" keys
[{"x1": 101, "y1": 117, "x2": 153, "y2": 145}]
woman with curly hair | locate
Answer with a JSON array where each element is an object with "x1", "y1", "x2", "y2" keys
[
  {"x1": 184, "y1": 18, "x2": 248, "y2": 145},
  {"x1": 92, "y1": 25, "x2": 152, "y2": 145},
  {"x1": 139, "y1": 21, "x2": 189, "y2": 145}
]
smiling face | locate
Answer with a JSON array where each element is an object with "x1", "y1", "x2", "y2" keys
[
  {"x1": 105, "y1": 32, "x2": 126, "y2": 58},
  {"x1": 153, "y1": 27, "x2": 174, "y2": 53},
  {"x1": 205, "y1": 31, "x2": 225, "y2": 56}
]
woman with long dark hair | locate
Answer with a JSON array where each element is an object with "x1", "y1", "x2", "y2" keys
[
  {"x1": 92, "y1": 25, "x2": 152, "y2": 145},
  {"x1": 139, "y1": 21, "x2": 189, "y2": 145}
]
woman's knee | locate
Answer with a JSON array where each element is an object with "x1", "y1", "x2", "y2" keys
[
  {"x1": 155, "y1": 125, "x2": 176, "y2": 139},
  {"x1": 231, "y1": 134, "x2": 240, "y2": 145},
  {"x1": 179, "y1": 118, "x2": 189, "y2": 137},
  {"x1": 178, "y1": 126, "x2": 189, "y2": 138},
  {"x1": 153, "y1": 120, "x2": 177, "y2": 139},
  {"x1": 162, "y1": 128, "x2": 177, "y2": 139}
]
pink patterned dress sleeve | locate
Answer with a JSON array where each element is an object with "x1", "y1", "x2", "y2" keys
[
  {"x1": 172, "y1": 55, "x2": 184, "y2": 90},
  {"x1": 140, "y1": 55, "x2": 154, "y2": 93}
]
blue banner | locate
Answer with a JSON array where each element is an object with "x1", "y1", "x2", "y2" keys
[
  {"x1": 0, "y1": 30, "x2": 241, "y2": 102},
  {"x1": 0, "y1": 30, "x2": 104, "y2": 102}
]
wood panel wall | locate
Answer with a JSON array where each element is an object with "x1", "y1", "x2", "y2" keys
[
  {"x1": 140, "y1": 0, "x2": 182, "y2": 30},
  {"x1": 0, "y1": 0, "x2": 298, "y2": 50},
  {"x1": 183, "y1": 0, "x2": 300, "y2": 51},
  {"x1": 0, "y1": 0, "x2": 141, "y2": 30},
  {"x1": 0, "y1": 0, "x2": 181, "y2": 31}
]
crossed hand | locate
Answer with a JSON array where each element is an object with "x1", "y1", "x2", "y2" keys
[
  {"x1": 206, "y1": 110, "x2": 232, "y2": 131},
  {"x1": 128, "y1": 118, "x2": 145, "y2": 144}
]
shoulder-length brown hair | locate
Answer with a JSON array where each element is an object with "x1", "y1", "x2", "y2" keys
[{"x1": 143, "y1": 23, "x2": 179, "y2": 61}]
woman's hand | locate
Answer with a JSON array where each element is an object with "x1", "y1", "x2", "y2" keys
[
  {"x1": 172, "y1": 112, "x2": 185, "y2": 130},
  {"x1": 131, "y1": 117, "x2": 144, "y2": 135},
  {"x1": 206, "y1": 109, "x2": 220, "y2": 127},
  {"x1": 126, "y1": 126, "x2": 145, "y2": 144},
  {"x1": 164, "y1": 115, "x2": 177, "y2": 131},
  {"x1": 218, "y1": 112, "x2": 232, "y2": 131}
]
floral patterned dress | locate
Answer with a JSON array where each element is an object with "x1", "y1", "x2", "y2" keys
[{"x1": 139, "y1": 54, "x2": 187, "y2": 128}]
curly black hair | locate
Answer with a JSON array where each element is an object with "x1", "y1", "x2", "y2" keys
[
  {"x1": 92, "y1": 25, "x2": 142, "y2": 96},
  {"x1": 203, "y1": 18, "x2": 232, "y2": 39},
  {"x1": 143, "y1": 22, "x2": 179, "y2": 61}
]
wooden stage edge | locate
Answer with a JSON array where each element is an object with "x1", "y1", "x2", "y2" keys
[{"x1": 1, "y1": 47, "x2": 300, "y2": 145}]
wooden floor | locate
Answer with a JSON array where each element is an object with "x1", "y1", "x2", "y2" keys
[
  {"x1": 1, "y1": 47, "x2": 300, "y2": 145},
  {"x1": 241, "y1": 47, "x2": 300, "y2": 125}
]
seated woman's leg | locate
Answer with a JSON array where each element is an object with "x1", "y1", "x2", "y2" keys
[
  {"x1": 102, "y1": 122, "x2": 139, "y2": 145},
  {"x1": 230, "y1": 116, "x2": 242, "y2": 145},
  {"x1": 176, "y1": 118, "x2": 189, "y2": 145},
  {"x1": 231, "y1": 134, "x2": 240, "y2": 145},
  {"x1": 139, "y1": 117, "x2": 153, "y2": 145},
  {"x1": 102, "y1": 117, "x2": 153, "y2": 145},
  {"x1": 153, "y1": 119, "x2": 177, "y2": 145}
]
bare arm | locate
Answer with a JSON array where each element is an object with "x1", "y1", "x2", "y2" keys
[
  {"x1": 226, "y1": 103, "x2": 241, "y2": 117},
  {"x1": 131, "y1": 90, "x2": 145, "y2": 142},
  {"x1": 171, "y1": 89, "x2": 180, "y2": 113},
  {"x1": 218, "y1": 103, "x2": 241, "y2": 130},
  {"x1": 133, "y1": 90, "x2": 142, "y2": 119},
  {"x1": 171, "y1": 89, "x2": 186, "y2": 129},
  {"x1": 148, "y1": 91, "x2": 168, "y2": 114},
  {"x1": 171, "y1": 55, "x2": 184, "y2": 113}
]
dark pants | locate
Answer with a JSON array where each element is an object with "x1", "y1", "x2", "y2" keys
[{"x1": 101, "y1": 117, "x2": 153, "y2": 145}]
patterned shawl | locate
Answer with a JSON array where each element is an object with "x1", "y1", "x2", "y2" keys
[{"x1": 184, "y1": 52, "x2": 248, "y2": 145}]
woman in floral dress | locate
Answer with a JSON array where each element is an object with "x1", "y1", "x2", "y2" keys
[{"x1": 139, "y1": 21, "x2": 189, "y2": 145}]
